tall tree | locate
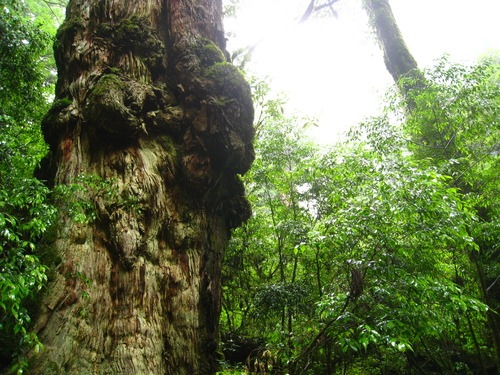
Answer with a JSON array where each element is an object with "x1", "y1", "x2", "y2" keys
[
  {"x1": 361, "y1": 0, "x2": 418, "y2": 84},
  {"x1": 30, "y1": 0, "x2": 254, "y2": 373},
  {"x1": 356, "y1": 2, "x2": 500, "y2": 370},
  {"x1": 299, "y1": 0, "x2": 421, "y2": 97}
]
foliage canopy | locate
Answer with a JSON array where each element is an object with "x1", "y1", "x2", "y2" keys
[{"x1": 220, "y1": 58, "x2": 499, "y2": 374}]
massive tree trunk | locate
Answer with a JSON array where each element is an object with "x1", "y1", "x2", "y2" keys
[{"x1": 31, "y1": 0, "x2": 254, "y2": 374}]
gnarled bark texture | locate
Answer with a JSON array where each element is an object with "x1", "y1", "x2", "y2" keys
[{"x1": 31, "y1": 0, "x2": 254, "y2": 374}]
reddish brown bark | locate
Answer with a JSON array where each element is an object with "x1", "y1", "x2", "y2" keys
[{"x1": 31, "y1": 0, "x2": 254, "y2": 374}]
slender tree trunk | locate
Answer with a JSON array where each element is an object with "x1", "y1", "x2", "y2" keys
[
  {"x1": 31, "y1": 0, "x2": 254, "y2": 373},
  {"x1": 362, "y1": 1, "x2": 500, "y2": 371},
  {"x1": 362, "y1": 0, "x2": 419, "y2": 85}
]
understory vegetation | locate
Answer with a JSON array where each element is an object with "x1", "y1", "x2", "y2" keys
[
  {"x1": 218, "y1": 60, "x2": 500, "y2": 374},
  {"x1": 0, "y1": 0, "x2": 499, "y2": 374},
  {"x1": 0, "y1": 0, "x2": 57, "y2": 371}
]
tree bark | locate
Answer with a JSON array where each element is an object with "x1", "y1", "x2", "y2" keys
[
  {"x1": 31, "y1": 0, "x2": 254, "y2": 374},
  {"x1": 362, "y1": 0, "x2": 419, "y2": 86}
]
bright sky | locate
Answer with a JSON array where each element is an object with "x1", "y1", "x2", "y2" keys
[{"x1": 225, "y1": 0, "x2": 500, "y2": 144}]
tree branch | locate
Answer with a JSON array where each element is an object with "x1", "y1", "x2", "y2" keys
[
  {"x1": 300, "y1": 0, "x2": 341, "y2": 23},
  {"x1": 40, "y1": 0, "x2": 66, "y2": 20},
  {"x1": 299, "y1": 0, "x2": 316, "y2": 23},
  {"x1": 314, "y1": 0, "x2": 341, "y2": 12}
]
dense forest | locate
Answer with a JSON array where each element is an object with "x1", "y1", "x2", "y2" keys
[{"x1": 0, "y1": 0, "x2": 498, "y2": 374}]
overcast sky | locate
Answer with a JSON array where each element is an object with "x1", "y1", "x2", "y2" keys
[{"x1": 225, "y1": 0, "x2": 500, "y2": 143}]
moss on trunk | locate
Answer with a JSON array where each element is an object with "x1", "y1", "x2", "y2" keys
[{"x1": 30, "y1": 0, "x2": 254, "y2": 373}]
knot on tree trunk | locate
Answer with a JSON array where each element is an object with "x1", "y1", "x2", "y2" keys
[{"x1": 174, "y1": 38, "x2": 255, "y2": 173}]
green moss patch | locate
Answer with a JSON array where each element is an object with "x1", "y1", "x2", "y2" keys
[
  {"x1": 205, "y1": 62, "x2": 251, "y2": 104},
  {"x1": 96, "y1": 16, "x2": 165, "y2": 70},
  {"x1": 41, "y1": 97, "x2": 75, "y2": 147},
  {"x1": 56, "y1": 16, "x2": 85, "y2": 40},
  {"x1": 192, "y1": 38, "x2": 226, "y2": 68},
  {"x1": 84, "y1": 73, "x2": 166, "y2": 140},
  {"x1": 84, "y1": 73, "x2": 137, "y2": 138}
]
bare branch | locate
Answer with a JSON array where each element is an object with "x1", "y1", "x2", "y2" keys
[
  {"x1": 300, "y1": 0, "x2": 341, "y2": 23},
  {"x1": 39, "y1": 0, "x2": 66, "y2": 20},
  {"x1": 41, "y1": 0, "x2": 66, "y2": 6},
  {"x1": 487, "y1": 276, "x2": 500, "y2": 293},
  {"x1": 314, "y1": 0, "x2": 341, "y2": 12},
  {"x1": 299, "y1": 0, "x2": 316, "y2": 23}
]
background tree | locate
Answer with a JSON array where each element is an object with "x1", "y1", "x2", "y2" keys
[
  {"x1": 25, "y1": 0, "x2": 254, "y2": 373},
  {"x1": 361, "y1": 0, "x2": 418, "y2": 84},
  {"x1": 220, "y1": 59, "x2": 498, "y2": 374},
  {"x1": 399, "y1": 57, "x2": 500, "y2": 373},
  {"x1": 221, "y1": 84, "x2": 319, "y2": 370},
  {"x1": 360, "y1": 0, "x2": 500, "y2": 369}
]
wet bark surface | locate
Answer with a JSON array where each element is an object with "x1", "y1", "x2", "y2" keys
[
  {"x1": 31, "y1": 0, "x2": 254, "y2": 374},
  {"x1": 362, "y1": 0, "x2": 419, "y2": 84}
]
